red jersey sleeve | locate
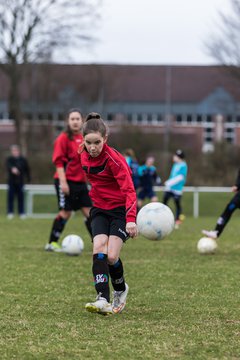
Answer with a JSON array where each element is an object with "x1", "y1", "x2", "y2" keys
[
  {"x1": 52, "y1": 133, "x2": 68, "y2": 168},
  {"x1": 108, "y1": 154, "x2": 137, "y2": 223}
]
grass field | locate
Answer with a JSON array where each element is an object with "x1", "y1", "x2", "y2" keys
[{"x1": 0, "y1": 201, "x2": 240, "y2": 359}]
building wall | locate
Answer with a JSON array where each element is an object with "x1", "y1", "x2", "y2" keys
[{"x1": 1, "y1": 64, "x2": 240, "y2": 152}]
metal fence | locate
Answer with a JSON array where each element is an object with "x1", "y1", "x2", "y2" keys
[{"x1": 0, "y1": 184, "x2": 233, "y2": 219}]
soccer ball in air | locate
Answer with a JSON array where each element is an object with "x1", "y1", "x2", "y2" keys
[
  {"x1": 62, "y1": 234, "x2": 84, "y2": 256},
  {"x1": 197, "y1": 237, "x2": 218, "y2": 255},
  {"x1": 136, "y1": 202, "x2": 175, "y2": 240}
]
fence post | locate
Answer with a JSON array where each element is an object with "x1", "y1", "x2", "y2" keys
[
  {"x1": 193, "y1": 187, "x2": 199, "y2": 218},
  {"x1": 26, "y1": 190, "x2": 33, "y2": 217}
]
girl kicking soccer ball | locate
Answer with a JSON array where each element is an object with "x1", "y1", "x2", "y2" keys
[{"x1": 80, "y1": 112, "x2": 138, "y2": 315}]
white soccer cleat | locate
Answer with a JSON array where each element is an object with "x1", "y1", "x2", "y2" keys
[
  {"x1": 202, "y1": 230, "x2": 218, "y2": 239},
  {"x1": 112, "y1": 283, "x2": 129, "y2": 314},
  {"x1": 85, "y1": 295, "x2": 112, "y2": 315}
]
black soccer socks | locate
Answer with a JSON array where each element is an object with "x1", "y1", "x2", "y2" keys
[
  {"x1": 108, "y1": 258, "x2": 126, "y2": 292},
  {"x1": 49, "y1": 215, "x2": 67, "y2": 243},
  {"x1": 92, "y1": 253, "x2": 110, "y2": 302}
]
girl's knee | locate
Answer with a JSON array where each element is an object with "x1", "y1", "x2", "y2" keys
[
  {"x1": 59, "y1": 210, "x2": 71, "y2": 220},
  {"x1": 93, "y1": 235, "x2": 108, "y2": 254},
  {"x1": 107, "y1": 252, "x2": 118, "y2": 265}
]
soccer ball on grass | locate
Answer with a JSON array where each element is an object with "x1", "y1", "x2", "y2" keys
[
  {"x1": 136, "y1": 202, "x2": 175, "y2": 240},
  {"x1": 197, "y1": 237, "x2": 218, "y2": 255},
  {"x1": 62, "y1": 234, "x2": 84, "y2": 256}
]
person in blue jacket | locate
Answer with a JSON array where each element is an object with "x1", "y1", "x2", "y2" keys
[
  {"x1": 163, "y1": 149, "x2": 188, "y2": 228},
  {"x1": 123, "y1": 148, "x2": 140, "y2": 190}
]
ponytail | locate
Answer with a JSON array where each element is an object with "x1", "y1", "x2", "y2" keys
[
  {"x1": 85, "y1": 112, "x2": 101, "y2": 121},
  {"x1": 83, "y1": 112, "x2": 108, "y2": 137}
]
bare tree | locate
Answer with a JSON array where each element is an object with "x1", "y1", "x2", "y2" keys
[
  {"x1": 206, "y1": 0, "x2": 240, "y2": 74},
  {"x1": 0, "y1": 0, "x2": 101, "y2": 151}
]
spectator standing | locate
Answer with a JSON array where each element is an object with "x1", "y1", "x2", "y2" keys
[{"x1": 6, "y1": 144, "x2": 31, "y2": 219}]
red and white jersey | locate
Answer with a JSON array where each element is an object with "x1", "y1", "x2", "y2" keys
[
  {"x1": 80, "y1": 143, "x2": 137, "y2": 223},
  {"x1": 53, "y1": 132, "x2": 86, "y2": 182}
]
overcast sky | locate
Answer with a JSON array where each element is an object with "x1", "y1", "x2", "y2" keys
[{"x1": 66, "y1": 0, "x2": 232, "y2": 65}]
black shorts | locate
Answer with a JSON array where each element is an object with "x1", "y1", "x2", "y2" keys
[
  {"x1": 90, "y1": 206, "x2": 129, "y2": 242},
  {"x1": 55, "y1": 179, "x2": 92, "y2": 211}
]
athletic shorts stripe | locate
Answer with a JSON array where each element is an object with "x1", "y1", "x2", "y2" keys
[{"x1": 54, "y1": 179, "x2": 92, "y2": 211}]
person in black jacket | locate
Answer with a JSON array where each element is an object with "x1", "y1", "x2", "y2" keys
[
  {"x1": 6, "y1": 145, "x2": 31, "y2": 219},
  {"x1": 202, "y1": 169, "x2": 240, "y2": 239}
]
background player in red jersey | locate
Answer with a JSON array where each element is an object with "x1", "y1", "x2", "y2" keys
[
  {"x1": 45, "y1": 108, "x2": 92, "y2": 252},
  {"x1": 80, "y1": 112, "x2": 138, "y2": 315}
]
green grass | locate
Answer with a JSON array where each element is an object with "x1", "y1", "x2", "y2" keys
[{"x1": 0, "y1": 212, "x2": 240, "y2": 359}]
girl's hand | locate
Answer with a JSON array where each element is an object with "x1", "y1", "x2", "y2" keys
[
  {"x1": 60, "y1": 181, "x2": 70, "y2": 195},
  {"x1": 11, "y1": 167, "x2": 20, "y2": 175},
  {"x1": 126, "y1": 222, "x2": 138, "y2": 238},
  {"x1": 78, "y1": 142, "x2": 85, "y2": 154}
]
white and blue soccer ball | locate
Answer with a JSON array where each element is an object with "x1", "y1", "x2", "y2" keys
[
  {"x1": 197, "y1": 237, "x2": 218, "y2": 255},
  {"x1": 137, "y1": 202, "x2": 175, "y2": 240},
  {"x1": 62, "y1": 234, "x2": 84, "y2": 256}
]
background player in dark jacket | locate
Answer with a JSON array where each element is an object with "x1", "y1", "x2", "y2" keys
[
  {"x1": 137, "y1": 156, "x2": 161, "y2": 209},
  {"x1": 6, "y1": 144, "x2": 31, "y2": 219},
  {"x1": 45, "y1": 108, "x2": 92, "y2": 252},
  {"x1": 202, "y1": 169, "x2": 240, "y2": 240},
  {"x1": 80, "y1": 112, "x2": 138, "y2": 315}
]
